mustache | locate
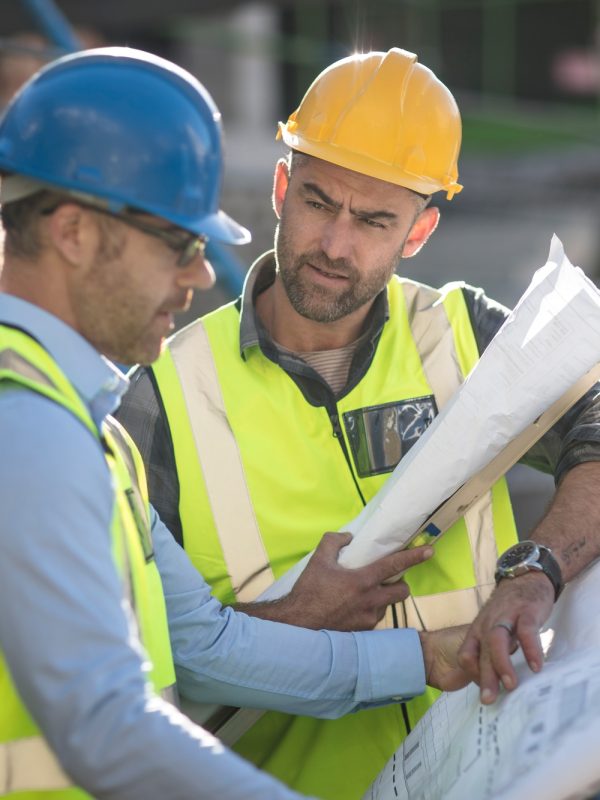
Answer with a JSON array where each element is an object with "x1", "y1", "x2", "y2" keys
[{"x1": 302, "y1": 251, "x2": 357, "y2": 278}]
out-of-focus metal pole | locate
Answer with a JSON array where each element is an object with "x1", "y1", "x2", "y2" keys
[{"x1": 21, "y1": 0, "x2": 82, "y2": 52}]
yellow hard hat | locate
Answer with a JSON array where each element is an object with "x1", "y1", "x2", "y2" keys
[{"x1": 277, "y1": 48, "x2": 463, "y2": 200}]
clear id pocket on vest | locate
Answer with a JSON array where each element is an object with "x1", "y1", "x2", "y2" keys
[{"x1": 343, "y1": 396, "x2": 437, "y2": 477}]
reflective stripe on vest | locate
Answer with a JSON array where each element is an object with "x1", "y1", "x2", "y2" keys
[
  {"x1": 155, "y1": 278, "x2": 513, "y2": 624},
  {"x1": 0, "y1": 328, "x2": 176, "y2": 798},
  {"x1": 0, "y1": 738, "x2": 70, "y2": 796},
  {"x1": 401, "y1": 280, "x2": 499, "y2": 620},
  {"x1": 152, "y1": 322, "x2": 276, "y2": 602}
]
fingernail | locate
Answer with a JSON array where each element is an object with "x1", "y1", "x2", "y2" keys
[
  {"x1": 502, "y1": 674, "x2": 514, "y2": 690},
  {"x1": 529, "y1": 660, "x2": 540, "y2": 673},
  {"x1": 481, "y1": 689, "x2": 494, "y2": 704},
  {"x1": 423, "y1": 547, "x2": 434, "y2": 558}
]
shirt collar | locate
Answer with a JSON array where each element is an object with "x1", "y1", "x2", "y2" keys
[
  {"x1": 239, "y1": 251, "x2": 277, "y2": 354},
  {"x1": 0, "y1": 294, "x2": 129, "y2": 429},
  {"x1": 238, "y1": 250, "x2": 391, "y2": 357}
]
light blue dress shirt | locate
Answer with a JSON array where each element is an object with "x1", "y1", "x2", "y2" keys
[{"x1": 0, "y1": 294, "x2": 425, "y2": 799}]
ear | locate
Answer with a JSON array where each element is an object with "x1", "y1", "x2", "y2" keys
[
  {"x1": 272, "y1": 158, "x2": 290, "y2": 219},
  {"x1": 402, "y1": 206, "x2": 440, "y2": 259},
  {"x1": 45, "y1": 203, "x2": 97, "y2": 267}
]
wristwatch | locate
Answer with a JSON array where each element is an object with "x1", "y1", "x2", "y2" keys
[{"x1": 495, "y1": 540, "x2": 564, "y2": 601}]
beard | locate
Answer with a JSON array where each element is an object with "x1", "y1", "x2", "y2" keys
[
  {"x1": 70, "y1": 230, "x2": 188, "y2": 367},
  {"x1": 274, "y1": 220, "x2": 402, "y2": 324}
]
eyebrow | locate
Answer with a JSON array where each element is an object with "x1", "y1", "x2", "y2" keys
[{"x1": 302, "y1": 181, "x2": 398, "y2": 222}]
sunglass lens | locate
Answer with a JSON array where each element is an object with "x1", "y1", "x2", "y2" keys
[{"x1": 177, "y1": 238, "x2": 206, "y2": 267}]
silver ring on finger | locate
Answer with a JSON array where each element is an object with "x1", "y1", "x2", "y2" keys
[{"x1": 492, "y1": 620, "x2": 515, "y2": 636}]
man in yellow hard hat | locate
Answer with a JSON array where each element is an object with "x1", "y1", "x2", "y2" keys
[{"x1": 118, "y1": 48, "x2": 600, "y2": 799}]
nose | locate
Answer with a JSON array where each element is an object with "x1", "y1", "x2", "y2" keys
[
  {"x1": 319, "y1": 215, "x2": 354, "y2": 262},
  {"x1": 176, "y1": 251, "x2": 216, "y2": 291}
]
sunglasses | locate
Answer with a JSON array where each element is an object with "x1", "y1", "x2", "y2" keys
[{"x1": 42, "y1": 201, "x2": 208, "y2": 267}]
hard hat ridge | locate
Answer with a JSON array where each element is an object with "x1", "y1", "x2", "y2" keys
[{"x1": 278, "y1": 47, "x2": 463, "y2": 200}]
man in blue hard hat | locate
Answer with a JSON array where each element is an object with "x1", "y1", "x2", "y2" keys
[{"x1": 0, "y1": 47, "x2": 470, "y2": 799}]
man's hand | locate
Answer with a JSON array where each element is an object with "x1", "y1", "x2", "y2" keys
[
  {"x1": 419, "y1": 625, "x2": 470, "y2": 692},
  {"x1": 457, "y1": 572, "x2": 554, "y2": 704},
  {"x1": 237, "y1": 532, "x2": 433, "y2": 631},
  {"x1": 459, "y1": 463, "x2": 600, "y2": 705}
]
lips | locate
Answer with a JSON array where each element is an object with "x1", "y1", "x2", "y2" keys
[
  {"x1": 308, "y1": 262, "x2": 349, "y2": 280},
  {"x1": 155, "y1": 311, "x2": 174, "y2": 331},
  {"x1": 159, "y1": 292, "x2": 192, "y2": 317}
]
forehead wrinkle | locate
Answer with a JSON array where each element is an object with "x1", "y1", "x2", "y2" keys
[{"x1": 301, "y1": 180, "x2": 398, "y2": 221}]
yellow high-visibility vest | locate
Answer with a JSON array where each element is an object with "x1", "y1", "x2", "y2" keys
[
  {"x1": 151, "y1": 271, "x2": 518, "y2": 800},
  {"x1": 0, "y1": 325, "x2": 176, "y2": 799}
]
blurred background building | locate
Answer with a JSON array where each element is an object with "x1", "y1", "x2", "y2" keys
[{"x1": 3, "y1": 0, "x2": 600, "y2": 531}]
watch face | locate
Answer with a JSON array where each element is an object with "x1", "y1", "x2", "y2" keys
[
  {"x1": 499, "y1": 541, "x2": 538, "y2": 570},
  {"x1": 496, "y1": 540, "x2": 562, "y2": 599}
]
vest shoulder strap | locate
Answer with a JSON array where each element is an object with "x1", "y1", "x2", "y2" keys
[
  {"x1": 0, "y1": 329, "x2": 97, "y2": 439},
  {"x1": 163, "y1": 320, "x2": 275, "y2": 601},
  {"x1": 400, "y1": 279, "x2": 469, "y2": 410}
]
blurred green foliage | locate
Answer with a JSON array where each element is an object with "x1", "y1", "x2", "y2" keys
[{"x1": 463, "y1": 106, "x2": 600, "y2": 152}]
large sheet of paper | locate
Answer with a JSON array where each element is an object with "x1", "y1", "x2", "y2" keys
[
  {"x1": 260, "y1": 236, "x2": 600, "y2": 601},
  {"x1": 363, "y1": 559, "x2": 600, "y2": 800}
]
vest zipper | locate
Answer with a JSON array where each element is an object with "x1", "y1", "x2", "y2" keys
[
  {"x1": 328, "y1": 413, "x2": 413, "y2": 733},
  {"x1": 327, "y1": 404, "x2": 367, "y2": 506}
]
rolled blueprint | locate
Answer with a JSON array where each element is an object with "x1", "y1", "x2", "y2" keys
[{"x1": 259, "y1": 235, "x2": 600, "y2": 601}]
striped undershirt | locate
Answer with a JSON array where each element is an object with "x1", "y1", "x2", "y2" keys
[{"x1": 276, "y1": 338, "x2": 364, "y2": 395}]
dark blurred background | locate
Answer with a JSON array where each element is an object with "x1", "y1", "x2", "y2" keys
[{"x1": 3, "y1": 0, "x2": 600, "y2": 531}]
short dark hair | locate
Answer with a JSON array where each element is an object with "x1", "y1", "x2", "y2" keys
[
  {"x1": 1, "y1": 190, "x2": 61, "y2": 259},
  {"x1": 1, "y1": 189, "x2": 126, "y2": 262}
]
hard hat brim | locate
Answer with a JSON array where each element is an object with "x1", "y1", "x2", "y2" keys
[
  {"x1": 197, "y1": 209, "x2": 251, "y2": 246},
  {"x1": 279, "y1": 124, "x2": 462, "y2": 200},
  {"x1": 0, "y1": 174, "x2": 251, "y2": 246}
]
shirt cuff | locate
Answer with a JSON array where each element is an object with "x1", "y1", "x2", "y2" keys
[{"x1": 352, "y1": 628, "x2": 426, "y2": 703}]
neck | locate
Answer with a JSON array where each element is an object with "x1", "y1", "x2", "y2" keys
[
  {"x1": 256, "y1": 276, "x2": 372, "y2": 353},
  {"x1": 0, "y1": 256, "x2": 75, "y2": 328}
]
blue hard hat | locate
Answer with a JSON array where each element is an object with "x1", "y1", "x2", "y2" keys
[{"x1": 0, "y1": 47, "x2": 250, "y2": 245}]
